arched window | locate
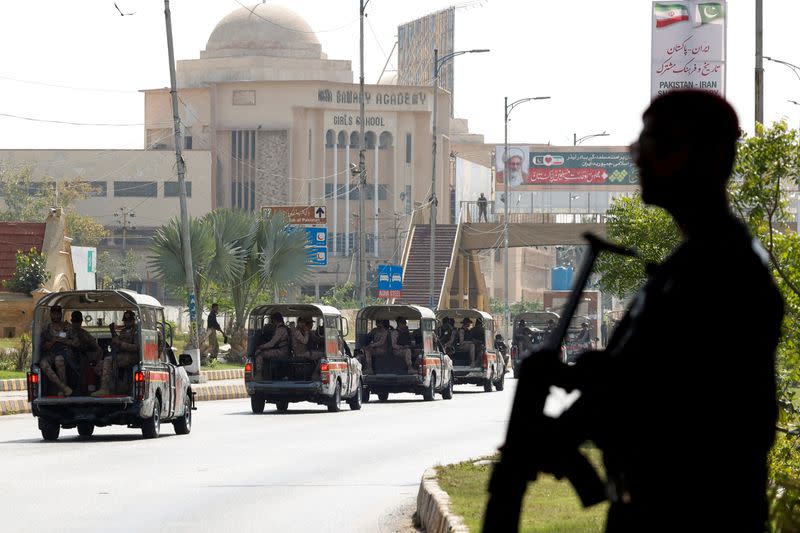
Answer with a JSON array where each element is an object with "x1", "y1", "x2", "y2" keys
[
  {"x1": 325, "y1": 130, "x2": 335, "y2": 148},
  {"x1": 350, "y1": 131, "x2": 361, "y2": 148},
  {"x1": 365, "y1": 131, "x2": 377, "y2": 149},
  {"x1": 379, "y1": 131, "x2": 394, "y2": 149},
  {"x1": 337, "y1": 131, "x2": 347, "y2": 146}
]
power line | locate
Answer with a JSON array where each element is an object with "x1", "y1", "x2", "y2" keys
[
  {"x1": 0, "y1": 74, "x2": 138, "y2": 94},
  {"x1": 231, "y1": 0, "x2": 357, "y2": 33},
  {"x1": 0, "y1": 112, "x2": 168, "y2": 127}
]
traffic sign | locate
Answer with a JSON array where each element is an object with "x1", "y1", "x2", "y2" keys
[
  {"x1": 378, "y1": 265, "x2": 403, "y2": 298},
  {"x1": 303, "y1": 227, "x2": 327, "y2": 246},
  {"x1": 261, "y1": 205, "x2": 327, "y2": 225},
  {"x1": 308, "y1": 247, "x2": 328, "y2": 266}
]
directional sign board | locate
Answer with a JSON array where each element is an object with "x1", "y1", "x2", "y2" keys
[
  {"x1": 378, "y1": 265, "x2": 403, "y2": 299},
  {"x1": 261, "y1": 205, "x2": 326, "y2": 225}
]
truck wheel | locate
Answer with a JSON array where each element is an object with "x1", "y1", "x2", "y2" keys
[
  {"x1": 361, "y1": 386, "x2": 371, "y2": 403},
  {"x1": 142, "y1": 398, "x2": 161, "y2": 439},
  {"x1": 377, "y1": 392, "x2": 389, "y2": 402},
  {"x1": 483, "y1": 375, "x2": 494, "y2": 393},
  {"x1": 77, "y1": 422, "x2": 95, "y2": 438},
  {"x1": 40, "y1": 419, "x2": 60, "y2": 441},
  {"x1": 276, "y1": 401, "x2": 289, "y2": 413},
  {"x1": 173, "y1": 392, "x2": 192, "y2": 435},
  {"x1": 441, "y1": 376, "x2": 454, "y2": 400},
  {"x1": 348, "y1": 380, "x2": 363, "y2": 411},
  {"x1": 422, "y1": 376, "x2": 435, "y2": 401},
  {"x1": 251, "y1": 395, "x2": 265, "y2": 414},
  {"x1": 495, "y1": 371, "x2": 505, "y2": 391},
  {"x1": 327, "y1": 382, "x2": 342, "y2": 412}
]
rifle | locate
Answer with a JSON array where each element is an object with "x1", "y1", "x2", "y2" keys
[{"x1": 482, "y1": 232, "x2": 636, "y2": 532}]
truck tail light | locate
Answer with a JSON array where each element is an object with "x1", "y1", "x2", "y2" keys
[
  {"x1": 244, "y1": 362, "x2": 253, "y2": 381},
  {"x1": 419, "y1": 359, "x2": 426, "y2": 377},
  {"x1": 511, "y1": 345, "x2": 518, "y2": 360},
  {"x1": 27, "y1": 372, "x2": 39, "y2": 402},
  {"x1": 482, "y1": 353, "x2": 489, "y2": 370},
  {"x1": 134, "y1": 370, "x2": 147, "y2": 401},
  {"x1": 320, "y1": 360, "x2": 330, "y2": 384}
]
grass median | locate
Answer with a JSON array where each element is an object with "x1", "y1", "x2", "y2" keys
[{"x1": 436, "y1": 449, "x2": 608, "y2": 532}]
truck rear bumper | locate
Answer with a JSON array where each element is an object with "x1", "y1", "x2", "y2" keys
[
  {"x1": 32, "y1": 397, "x2": 143, "y2": 426},
  {"x1": 363, "y1": 374, "x2": 423, "y2": 393},
  {"x1": 453, "y1": 367, "x2": 489, "y2": 384},
  {"x1": 247, "y1": 381, "x2": 327, "y2": 403}
]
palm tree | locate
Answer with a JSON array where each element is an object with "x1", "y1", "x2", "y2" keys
[{"x1": 150, "y1": 209, "x2": 309, "y2": 359}]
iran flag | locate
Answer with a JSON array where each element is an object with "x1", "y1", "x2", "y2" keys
[{"x1": 654, "y1": 3, "x2": 690, "y2": 28}]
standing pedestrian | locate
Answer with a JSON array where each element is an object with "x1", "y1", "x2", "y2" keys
[
  {"x1": 206, "y1": 303, "x2": 227, "y2": 361},
  {"x1": 477, "y1": 192, "x2": 488, "y2": 222}
]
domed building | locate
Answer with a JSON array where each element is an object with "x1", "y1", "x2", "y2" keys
[{"x1": 142, "y1": 3, "x2": 452, "y2": 294}]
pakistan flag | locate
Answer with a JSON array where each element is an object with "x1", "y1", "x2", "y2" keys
[{"x1": 698, "y1": 3, "x2": 724, "y2": 25}]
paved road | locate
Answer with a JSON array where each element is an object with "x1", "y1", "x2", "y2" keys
[{"x1": 0, "y1": 382, "x2": 516, "y2": 532}]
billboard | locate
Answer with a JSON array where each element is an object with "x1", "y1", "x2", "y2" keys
[
  {"x1": 495, "y1": 149, "x2": 637, "y2": 188},
  {"x1": 651, "y1": 1, "x2": 727, "y2": 98}
]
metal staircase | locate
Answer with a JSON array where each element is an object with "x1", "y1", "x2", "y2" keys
[{"x1": 395, "y1": 224, "x2": 458, "y2": 308}]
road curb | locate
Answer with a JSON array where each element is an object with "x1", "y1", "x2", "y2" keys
[
  {"x1": 201, "y1": 369, "x2": 244, "y2": 381},
  {"x1": 0, "y1": 379, "x2": 26, "y2": 392},
  {"x1": 416, "y1": 467, "x2": 469, "y2": 533},
  {"x1": 0, "y1": 381, "x2": 249, "y2": 417}
]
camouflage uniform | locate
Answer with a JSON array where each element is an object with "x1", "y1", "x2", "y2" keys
[
  {"x1": 391, "y1": 325, "x2": 416, "y2": 374},
  {"x1": 40, "y1": 321, "x2": 77, "y2": 396},
  {"x1": 92, "y1": 321, "x2": 140, "y2": 396},
  {"x1": 362, "y1": 324, "x2": 391, "y2": 374},
  {"x1": 254, "y1": 324, "x2": 290, "y2": 373},
  {"x1": 457, "y1": 325, "x2": 477, "y2": 366}
]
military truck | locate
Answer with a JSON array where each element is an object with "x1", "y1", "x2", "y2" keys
[
  {"x1": 435, "y1": 309, "x2": 505, "y2": 392},
  {"x1": 28, "y1": 290, "x2": 194, "y2": 441},
  {"x1": 355, "y1": 305, "x2": 453, "y2": 402},
  {"x1": 245, "y1": 304, "x2": 362, "y2": 413}
]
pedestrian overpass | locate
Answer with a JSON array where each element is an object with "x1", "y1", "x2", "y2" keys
[{"x1": 393, "y1": 202, "x2": 606, "y2": 311}]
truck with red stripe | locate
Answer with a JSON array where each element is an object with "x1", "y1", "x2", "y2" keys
[
  {"x1": 27, "y1": 290, "x2": 195, "y2": 441},
  {"x1": 355, "y1": 305, "x2": 454, "y2": 402},
  {"x1": 244, "y1": 304, "x2": 362, "y2": 413},
  {"x1": 435, "y1": 309, "x2": 506, "y2": 392}
]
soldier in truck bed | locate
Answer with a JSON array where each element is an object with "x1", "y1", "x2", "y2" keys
[
  {"x1": 40, "y1": 305, "x2": 79, "y2": 396},
  {"x1": 362, "y1": 320, "x2": 391, "y2": 374},
  {"x1": 92, "y1": 310, "x2": 140, "y2": 396},
  {"x1": 391, "y1": 317, "x2": 416, "y2": 374},
  {"x1": 254, "y1": 313, "x2": 291, "y2": 372}
]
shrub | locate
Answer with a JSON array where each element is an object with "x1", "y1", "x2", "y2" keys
[{"x1": 4, "y1": 248, "x2": 50, "y2": 294}]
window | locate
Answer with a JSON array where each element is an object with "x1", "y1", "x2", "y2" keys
[
  {"x1": 88, "y1": 181, "x2": 107, "y2": 197},
  {"x1": 164, "y1": 181, "x2": 192, "y2": 197},
  {"x1": 114, "y1": 181, "x2": 157, "y2": 198},
  {"x1": 349, "y1": 185, "x2": 389, "y2": 200},
  {"x1": 184, "y1": 136, "x2": 193, "y2": 150},
  {"x1": 405, "y1": 133, "x2": 412, "y2": 163},
  {"x1": 231, "y1": 130, "x2": 257, "y2": 211},
  {"x1": 232, "y1": 89, "x2": 256, "y2": 105}
]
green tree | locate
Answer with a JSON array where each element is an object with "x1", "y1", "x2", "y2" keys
[
  {"x1": 3, "y1": 248, "x2": 50, "y2": 294},
  {"x1": 0, "y1": 165, "x2": 107, "y2": 245},
  {"x1": 96, "y1": 249, "x2": 143, "y2": 289}
]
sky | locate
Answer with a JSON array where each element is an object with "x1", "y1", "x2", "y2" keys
[{"x1": 0, "y1": 0, "x2": 797, "y2": 150}]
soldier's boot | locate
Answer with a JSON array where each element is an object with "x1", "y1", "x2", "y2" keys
[
  {"x1": 54, "y1": 357, "x2": 72, "y2": 396},
  {"x1": 42, "y1": 363, "x2": 70, "y2": 397},
  {"x1": 91, "y1": 359, "x2": 113, "y2": 397}
]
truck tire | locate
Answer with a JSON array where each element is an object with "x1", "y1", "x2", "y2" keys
[
  {"x1": 361, "y1": 386, "x2": 371, "y2": 403},
  {"x1": 40, "y1": 419, "x2": 60, "y2": 441},
  {"x1": 327, "y1": 382, "x2": 342, "y2": 412},
  {"x1": 173, "y1": 392, "x2": 192, "y2": 435},
  {"x1": 348, "y1": 380, "x2": 363, "y2": 411},
  {"x1": 276, "y1": 401, "x2": 289, "y2": 412},
  {"x1": 77, "y1": 422, "x2": 94, "y2": 438},
  {"x1": 441, "y1": 376, "x2": 454, "y2": 400},
  {"x1": 495, "y1": 371, "x2": 505, "y2": 391},
  {"x1": 377, "y1": 392, "x2": 389, "y2": 402},
  {"x1": 142, "y1": 397, "x2": 161, "y2": 439},
  {"x1": 251, "y1": 395, "x2": 265, "y2": 414},
  {"x1": 422, "y1": 375, "x2": 435, "y2": 401}
]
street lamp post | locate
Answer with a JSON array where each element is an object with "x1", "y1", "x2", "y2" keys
[
  {"x1": 764, "y1": 57, "x2": 800, "y2": 234},
  {"x1": 429, "y1": 47, "x2": 489, "y2": 309},
  {"x1": 573, "y1": 131, "x2": 609, "y2": 146},
  {"x1": 503, "y1": 95, "x2": 550, "y2": 337}
]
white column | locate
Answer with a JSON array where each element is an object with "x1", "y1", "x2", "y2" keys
[
  {"x1": 374, "y1": 145, "x2": 380, "y2": 257},
  {"x1": 333, "y1": 140, "x2": 338, "y2": 255},
  {"x1": 345, "y1": 144, "x2": 351, "y2": 255}
]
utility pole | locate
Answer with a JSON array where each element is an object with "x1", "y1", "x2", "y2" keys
[
  {"x1": 755, "y1": 0, "x2": 764, "y2": 129},
  {"x1": 164, "y1": 0, "x2": 202, "y2": 376},
  {"x1": 430, "y1": 48, "x2": 439, "y2": 309},
  {"x1": 358, "y1": 0, "x2": 368, "y2": 307},
  {"x1": 113, "y1": 206, "x2": 135, "y2": 287}
]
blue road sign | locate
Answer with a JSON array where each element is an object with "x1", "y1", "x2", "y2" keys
[
  {"x1": 389, "y1": 266, "x2": 403, "y2": 291},
  {"x1": 309, "y1": 246, "x2": 327, "y2": 266},
  {"x1": 378, "y1": 265, "x2": 392, "y2": 292},
  {"x1": 303, "y1": 227, "x2": 327, "y2": 247},
  {"x1": 378, "y1": 265, "x2": 402, "y2": 298}
]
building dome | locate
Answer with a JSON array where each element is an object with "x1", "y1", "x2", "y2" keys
[{"x1": 203, "y1": 4, "x2": 324, "y2": 60}]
